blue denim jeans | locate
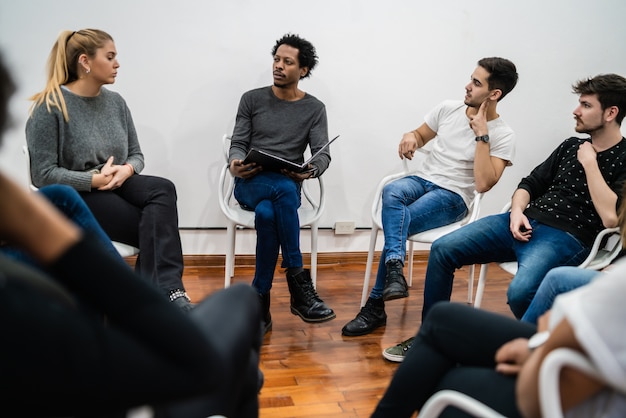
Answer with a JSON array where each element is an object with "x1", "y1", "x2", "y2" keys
[
  {"x1": 1, "y1": 184, "x2": 123, "y2": 267},
  {"x1": 521, "y1": 266, "x2": 600, "y2": 324},
  {"x1": 370, "y1": 176, "x2": 467, "y2": 299},
  {"x1": 234, "y1": 171, "x2": 302, "y2": 294},
  {"x1": 424, "y1": 212, "x2": 590, "y2": 319}
]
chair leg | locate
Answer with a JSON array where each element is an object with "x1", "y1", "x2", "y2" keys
[
  {"x1": 407, "y1": 240, "x2": 414, "y2": 287},
  {"x1": 474, "y1": 264, "x2": 489, "y2": 308},
  {"x1": 361, "y1": 226, "x2": 380, "y2": 307},
  {"x1": 467, "y1": 264, "x2": 475, "y2": 304},
  {"x1": 310, "y1": 223, "x2": 318, "y2": 289},
  {"x1": 225, "y1": 224, "x2": 236, "y2": 288}
]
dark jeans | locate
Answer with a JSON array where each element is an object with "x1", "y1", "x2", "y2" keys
[
  {"x1": 372, "y1": 303, "x2": 536, "y2": 418},
  {"x1": 234, "y1": 171, "x2": 302, "y2": 294},
  {"x1": 80, "y1": 174, "x2": 185, "y2": 295}
]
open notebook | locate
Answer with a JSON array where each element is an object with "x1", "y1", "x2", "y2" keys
[{"x1": 243, "y1": 135, "x2": 340, "y2": 173}]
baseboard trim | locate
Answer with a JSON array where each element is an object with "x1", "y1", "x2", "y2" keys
[{"x1": 170, "y1": 250, "x2": 430, "y2": 268}]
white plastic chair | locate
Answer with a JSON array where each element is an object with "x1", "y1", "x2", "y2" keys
[
  {"x1": 420, "y1": 348, "x2": 621, "y2": 418},
  {"x1": 22, "y1": 145, "x2": 139, "y2": 258},
  {"x1": 473, "y1": 202, "x2": 622, "y2": 308},
  {"x1": 218, "y1": 134, "x2": 325, "y2": 288},
  {"x1": 418, "y1": 389, "x2": 506, "y2": 418},
  {"x1": 360, "y1": 156, "x2": 483, "y2": 307}
]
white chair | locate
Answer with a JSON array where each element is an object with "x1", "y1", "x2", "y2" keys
[
  {"x1": 360, "y1": 157, "x2": 483, "y2": 307},
  {"x1": 473, "y1": 201, "x2": 622, "y2": 308},
  {"x1": 419, "y1": 348, "x2": 622, "y2": 418},
  {"x1": 418, "y1": 389, "x2": 506, "y2": 418},
  {"x1": 218, "y1": 134, "x2": 325, "y2": 288},
  {"x1": 22, "y1": 145, "x2": 139, "y2": 258}
]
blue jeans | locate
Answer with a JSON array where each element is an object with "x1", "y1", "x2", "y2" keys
[
  {"x1": 234, "y1": 171, "x2": 302, "y2": 295},
  {"x1": 521, "y1": 266, "x2": 600, "y2": 324},
  {"x1": 1, "y1": 184, "x2": 123, "y2": 267},
  {"x1": 424, "y1": 213, "x2": 590, "y2": 319},
  {"x1": 370, "y1": 176, "x2": 467, "y2": 299}
]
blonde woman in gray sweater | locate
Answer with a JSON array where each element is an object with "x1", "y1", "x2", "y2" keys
[{"x1": 26, "y1": 29, "x2": 192, "y2": 311}]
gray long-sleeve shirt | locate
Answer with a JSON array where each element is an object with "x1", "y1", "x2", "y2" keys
[
  {"x1": 26, "y1": 87, "x2": 144, "y2": 191},
  {"x1": 228, "y1": 86, "x2": 331, "y2": 175}
]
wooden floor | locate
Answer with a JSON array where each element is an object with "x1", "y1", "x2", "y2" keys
[{"x1": 181, "y1": 253, "x2": 515, "y2": 418}]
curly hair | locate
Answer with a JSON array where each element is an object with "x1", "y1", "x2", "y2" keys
[{"x1": 271, "y1": 33, "x2": 318, "y2": 79}]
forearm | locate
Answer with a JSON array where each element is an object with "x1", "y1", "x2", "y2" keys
[
  {"x1": 510, "y1": 188, "x2": 531, "y2": 214},
  {"x1": 473, "y1": 145, "x2": 506, "y2": 192},
  {"x1": 0, "y1": 172, "x2": 81, "y2": 263},
  {"x1": 583, "y1": 163, "x2": 619, "y2": 227},
  {"x1": 516, "y1": 319, "x2": 605, "y2": 418}
]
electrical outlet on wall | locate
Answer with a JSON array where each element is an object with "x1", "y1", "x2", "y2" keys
[{"x1": 334, "y1": 221, "x2": 356, "y2": 235}]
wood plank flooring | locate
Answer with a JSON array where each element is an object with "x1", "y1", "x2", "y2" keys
[{"x1": 180, "y1": 253, "x2": 515, "y2": 418}]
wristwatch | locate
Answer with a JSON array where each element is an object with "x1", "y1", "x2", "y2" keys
[
  {"x1": 527, "y1": 330, "x2": 550, "y2": 351},
  {"x1": 475, "y1": 135, "x2": 490, "y2": 143}
]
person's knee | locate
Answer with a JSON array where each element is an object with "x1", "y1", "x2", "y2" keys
[
  {"x1": 381, "y1": 181, "x2": 404, "y2": 204},
  {"x1": 148, "y1": 176, "x2": 178, "y2": 199},
  {"x1": 429, "y1": 236, "x2": 453, "y2": 261},
  {"x1": 254, "y1": 201, "x2": 275, "y2": 225},
  {"x1": 506, "y1": 284, "x2": 530, "y2": 318}
]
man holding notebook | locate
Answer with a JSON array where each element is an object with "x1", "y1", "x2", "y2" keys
[
  {"x1": 342, "y1": 57, "x2": 519, "y2": 337},
  {"x1": 228, "y1": 33, "x2": 335, "y2": 334}
]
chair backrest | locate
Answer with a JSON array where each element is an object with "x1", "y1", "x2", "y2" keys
[
  {"x1": 370, "y1": 151, "x2": 483, "y2": 231},
  {"x1": 539, "y1": 347, "x2": 625, "y2": 417},
  {"x1": 419, "y1": 348, "x2": 619, "y2": 418},
  {"x1": 22, "y1": 145, "x2": 38, "y2": 192}
]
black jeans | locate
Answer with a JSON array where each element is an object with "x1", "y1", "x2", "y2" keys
[
  {"x1": 372, "y1": 303, "x2": 536, "y2": 418},
  {"x1": 80, "y1": 174, "x2": 185, "y2": 294}
]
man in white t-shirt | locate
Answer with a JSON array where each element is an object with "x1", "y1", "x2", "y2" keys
[{"x1": 342, "y1": 57, "x2": 518, "y2": 337}]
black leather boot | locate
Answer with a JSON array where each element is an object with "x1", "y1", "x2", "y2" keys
[
  {"x1": 259, "y1": 292, "x2": 272, "y2": 334},
  {"x1": 382, "y1": 259, "x2": 409, "y2": 301},
  {"x1": 341, "y1": 297, "x2": 387, "y2": 336},
  {"x1": 286, "y1": 269, "x2": 336, "y2": 323}
]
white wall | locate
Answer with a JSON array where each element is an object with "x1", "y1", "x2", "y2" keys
[{"x1": 1, "y1": 0, "x2": 625, "y2": 255}]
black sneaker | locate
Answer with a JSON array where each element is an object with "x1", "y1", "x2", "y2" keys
[
  {"x1": 383, "y1": 259, "x2": 409, "y2": 301},
  {"x1": 342, "y1": 297, "x2": 387, "y2": 336}
]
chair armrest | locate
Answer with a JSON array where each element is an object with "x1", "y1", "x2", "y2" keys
[{"x1": 419, "y1": 390, "x2": 506, "y2": 418}]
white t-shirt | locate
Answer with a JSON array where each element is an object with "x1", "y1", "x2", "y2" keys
[
  {"x1": 417, "y1": 100, "x2": 515, "y2": 206},
  {"x1": 550, "y1": 259, "x2": 626, "y2": 417}
]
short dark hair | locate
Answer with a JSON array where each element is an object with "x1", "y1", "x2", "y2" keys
[
  {"x1": 0, "y1": 52, "x2": 16, "y2": 137},
  {"x1": 477, "y1": 57, "x2": 518, "y2": 101},
  {"x1": 573, "y1": 74, "x2": 626, "y2": 126},
  {"x1": 271, "y1": 34, "x2": 318, "y2": 79}
]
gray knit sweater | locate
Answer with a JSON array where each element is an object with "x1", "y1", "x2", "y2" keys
[
  {"x1": 228, "y1": 86, "x2": 331, "y2": 175},
  {"x1": 26, "y1": 87, "x2": 144, "y2": 191}
]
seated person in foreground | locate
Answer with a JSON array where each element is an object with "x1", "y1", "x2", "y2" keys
[
  {"x1": 228, "y1": 33, "x2": 335, "y2": 333},
  {"x1": 343, "y1": 57, "x2": 518, "y2": 336},
  {"x1": 371, "y1": 259, "x2": 626, "y2": 417},
  {"x1": 0, "y1": 52, "x2": 262, "y2": 418},
  {"x1": 383, "y1": 73, "x2": 626, "y2": 362}
]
